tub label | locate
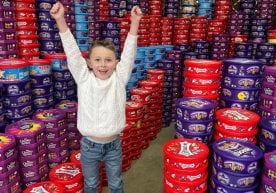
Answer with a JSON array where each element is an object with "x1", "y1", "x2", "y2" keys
[
  {"x1": 56, "y1": 167, "x2": 81, "y2": 177},
  {"x1": 222, "y1": 109, "x2": 250, "y2": 121},
  {"x1": 179, "y1": 141, "x2": 201, "y2": 156},
  {"x1": 218, "y1": 141, "x2": 254, "y2": 158},
  {"x1": 29, "y1": 186, "x2": 50, "y2": 193}
]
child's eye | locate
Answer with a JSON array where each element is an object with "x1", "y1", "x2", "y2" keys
[
  {"x1": 106, "y1": 59, "x2": 112, "y2": 62},
  {"x1": 95, "y1": 59, "x2": 101, "y2": 62}
]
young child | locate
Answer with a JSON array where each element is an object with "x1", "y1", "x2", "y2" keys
[{"x1": 50, "y1": 2, "x2": 143, "y2": 193}]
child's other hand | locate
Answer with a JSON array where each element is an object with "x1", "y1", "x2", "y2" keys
[
  {"x1": 50, "y1": 1, "x2": 65, "y2": 20},
  {"x1": 130, "y1": 6, "x2": 143, "y2": 22}
]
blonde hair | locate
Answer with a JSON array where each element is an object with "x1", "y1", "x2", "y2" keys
[{"x1": 89, "y1": 39, "x2": 117, "y2": 58}]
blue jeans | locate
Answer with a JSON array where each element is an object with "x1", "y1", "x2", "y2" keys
[{"x1": 80, "y1": 136, "x2": 124, "y2": 193}]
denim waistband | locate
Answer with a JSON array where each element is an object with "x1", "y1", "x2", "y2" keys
[{"x1": 82, "y1": 136, "x2": 120, "y2": 148}]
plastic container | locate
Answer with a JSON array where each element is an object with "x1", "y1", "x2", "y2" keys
[
  {"x1": 220, "y1": 97, "x2": 258, "y2": 111},
  {"x1": 146, "y1": 69, "x2": 165, "y2": 81},
  {"x1": 29, "y1": 59, "x2": 52, "y2": 76},
  {"x1": 0, "y1": 59, "x2": 29, "y2": 81},
  {"x1": 18, "y1": 139, "x2": 46, "y2": 158},
  {"x1": 49, "y1": 162, "x2": 83, "y2": 188},
  {"x1": 222, "y1": 58, "x2": 263, "y2": 76},
  {"x1": 260, "y1": 117, "x2": 276, "y2": 142},
  {"x1": 33, "y1": 109, "x2": 67, "y2": 129},
  {"x1": 222, "y1": 74, "x2": 262, "y2": 89},
  {"x1": 30, "y1": 74, "x2": 52, "y2": 86},
  {"x1": 184, "y1": 59, "x2": 222, "y2": 74},
  {"x1": 215, "y1": 108, "x2": 260, "y2": 132},
  {"x1": 5, "y1": 119, "x2": 45, "y2": 146},
  {"x1": 175, "y1": 118, "x2": 213, "y2": 134},
  {"x1": 221, "y1": 86, "x2": 260, "y2": 101},
  {"x1": 55, "y1": 101, "x2": 78, "y2": 119},
  {"x1": 2, "y1": 79, "x2": 31, "y2": 96},
  {"x1": 212, "y1": 161, "x2": 260, "y2": 188},
  {"x1": 32, "y1": 84, "x2": 53, "y2": 97},
  {"x1": 125, "y1": 100, "x2": 144, "y2": 119},
  {"x1": 175, "y1": 97, "x2": 215, "y2": 121},
  {"x1": 212, "y1": 138, "x2": 263, "y2": 174},
  {"x1": 0, "y1": 133, "x2": 16, "y2": 162},
  {"x1": 259, "y1": 135, "x2": 276, "y2": 153},
  {"x1": 263, "y1": 150, "x2": 276, "y2": 181},
  {"x1": 3, "y1": 90, "x2": 32, "y2": 107},
  {"x1": 5, "y1": 101, "x2": 33, "y2": 119},
  {"x1": 163, "y1": 138, "x2": 209, "y2": 169}
]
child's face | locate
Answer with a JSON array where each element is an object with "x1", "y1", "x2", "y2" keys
[{"x1": 88, "y1": 46, "x2": 118, "y2": 80}]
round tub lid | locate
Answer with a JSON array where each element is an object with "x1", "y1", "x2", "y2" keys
[
  {"x1": 49, "y1": 162, "x2": 83, "y2": 185},
  {"x1": 28, "y1": 59, "x2": 52, "y2": 65},
  {"x1": 23, "y1": 181, "x2": 65, "y2": 193},
  {"x1": 184, "y1": 59, "x2": 222, "y2": 68},
  {"x1": 44, "y1": 53, "x2": 66, "y2": 60},
  {"x1": 223, "y1": 58, "x2": 263, "y2": 66},
  {"x1": 176, "y1": 97, "x2": 215, "y2": 110},
  {"x1": 260, "y1": 117, "x2": 276, "y2": 132},
  {"x1": 212, "y1": 138, "x2": 263, "y2": 161},
  {"x1": 33, "y1": 109, "x2": 66, "y2": 122},
  {"x1": 215, "y1": 108, "x2": 260, "y2": 126},
  {"x1": 0, "y1": 59, "x2": 29, "y2": 69},
  {"x1": 163, "y1": 138, "x2": 209, "y2": 163},
  {"x1": 5, "y1": 119, "x2": 45, "y2": 138}
]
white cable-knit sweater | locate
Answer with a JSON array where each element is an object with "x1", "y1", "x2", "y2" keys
[{"x1": 59, "y1": 29, "x2": 137, "y2": 138}]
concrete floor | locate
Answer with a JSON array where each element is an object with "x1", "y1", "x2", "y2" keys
[{"x1": 103, "y1": 124, "x2": 175, "y2": 193}]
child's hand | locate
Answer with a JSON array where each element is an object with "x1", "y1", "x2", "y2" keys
[
  {"x1": 130, "y1": 6, "x2": 143, "y2": 23},
  {"x1": 50, "y1": 1, "x2": 65, "y2": 21}
]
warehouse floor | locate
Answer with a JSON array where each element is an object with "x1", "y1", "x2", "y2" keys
[{"x1": 102, "y1": 123, "x2": 175, "y2": 193}]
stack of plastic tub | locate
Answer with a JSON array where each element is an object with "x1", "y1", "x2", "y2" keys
[
  {"x1": 163, "y1": 0, "x2": 179, "y2": 17},
  {"x1": 120, "y1": 122, "x2": 133, "y2": 171},
  {"x1": 129, "y1": 88, "x2": 152, "y2": 159},
  {"x1": 5, "y1": 119, "x2": 48, "y2": 188},
  {"x1": 138, "y1": 79, "x2": 164, "y2": 141},
  {"x1": 63, "y1": 0, "x2": 76, "y2": 36},
  {"x1": 108, "y1": 0, "x2": 127, "y2": 18},
  {"x1": 33, "y1": 109, "x2": 69, "y2": 169},
  {"x1": 220, "y1": 58, "x2": 263, "y2": 111},
  {"x1": 163, "y1": 138, "x2": 209, "y2": 193},
  {"x1": 228, "y1": 34, "x2": 248, "y2": 58},
  {"x1": 213, "y1": 0, "x2": 231, "y2": 20},
  {"x1": 211, "y1": 34, "x2": 230, "y2": 60},
  {"x1": 74, "y1": 0, "x2": 89, "y2": 51},
  {"x1": 160, "y1": 17, "x2": 173, "y2": 45},
  {"x1": 194, "y1": 40, "x2": 210, "y2": 59},
  {"x1": 259, "y1": 117, "x2": 276, "y2": 153},
  {"x1": 182, "y1": 59, "x2": 222, "y2": 101},
  {"x1": 0, "y1": 0, "x2": 18, "y2": 59},
  {"x1": 165, "y1": 50, "x2": 184, "y2": 120},
  {"x1": 44, "y1": 53, "x2": 77, "y2": 103},
  {"x1": 250, "y1": 17, "x2": 268, "y2": 43},
  {"x1": 227, "y1": 11, "x2": 245, "y2": 35},
  {"x1": 239, "y1": 0, "x2": 255, "y2": 35},
  {"x1": 157, "y1": 59, "x2": 174, "y2": 127},
  {"x1": 210, "y1": 138, "x2": 263, "y2": 193},
  {"x1": 190, "y1": 16, "x2": 207, "y2": 46},
  {"x1": 214, "y1": 108, "x2": 260, "y2": 144},
  {"x1": 175, "y1": 97, "x2": 215, "y2": 145},
  {"x1": 207, "y1": 19, "x2": 227, "y2": 43},
  {"x1": 100, "y1": 20, "x2": 121, "y2": 57},
  {"x1": 125, "y1": 100, "x2": 144, "y2": 160},
  {"x1": 255, "y1": 43, "x2": 275, "y2": 66},
  {"x1": 29, "y1": 59, "x2": 54, "y2": 112},
  {"x1": 259, "y1": 66, "x2": 276, "y2": 118},
  {"x1": 261, "y1": 150, "x2": 276, "y2": 193},
  {"x1": 234, "y1": 42, "x2": 254, "y2": 59},
  {"x1": 179, "y1": 0, "x2": 197, "y2": 18},
  {"x1": 0, "y1": 59, "x2": 33, "y2": 123},
  {"x1": 88, "y1": 0, "x2": 101, "y2": 42},
  {"x1": 0, "y1": 133, "x2": 21, "y2": 193},
  {"x1": 55, "y1": 101, "x2": 81, "y2": 152},
  {"x1": 148, "y1": 16, "x2": 161, "y2": 46},
  {"x1": 197, "y1": 0, "x2": 213, "y2": 18},
  {"x1": 149, "y1": 0, "x2": 162, "y2": 15},
  {"x1": 36, "y1": 0, "x2": 62, "y2": 56},
  {"x1": 15, "y1": 1, "x2": 40, "y2": 60},
  {"x1": 173, "y1": 18, "x2": 190, "y2": 45},
  {"x1": 49, "y1": 162, "x2": 83, "y2": 193}
]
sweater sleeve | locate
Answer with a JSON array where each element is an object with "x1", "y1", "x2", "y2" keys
[
  {"x1": 116, "y1": 33, "x2": 138, "y2": 85},
  {"x1": 59, "y1": 29, "x2": 90, "y2": 84}
]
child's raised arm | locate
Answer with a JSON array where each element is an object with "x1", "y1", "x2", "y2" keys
[
  {"x1": 50, "y1": 1, "x2": 68, "y2": 33},
  {"x1": 129, "y1": 6, "x2": 143, "y2": 36}
]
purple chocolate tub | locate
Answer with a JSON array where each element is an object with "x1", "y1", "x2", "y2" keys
[
  {"x1": 222, "y1": 58, "x2": 263, "y2": 76},
  {"x1": 3, "y1": 90, "x2": 32, "y2": 107},
  {"x1": 212, "y1": 138, "x2": 263, "y2": 174},
  {"x1": 220, "y1": 96, "x2": 258, "y2": 111},
  {"x1": 176, "y1": 97, "x2": 215, "y2": 121},
  {"x1": 211, "y1": 161, "x2": 260, "y2": 188},
  {"x1": 175, "y1": 128, "x2": 213, "y2": 144},
  {"x1": 210, "y1": 175, "x2": 259, "y2": 193},
  {"x1": 5, "y1": 119, "x2": 45, "y2": 146},
  {"x1": 260, "y1": 174, "x2": 276, "y2": 193},
  {"x1": 263, "y1": 66, "x2": 276, "y2": 84},
  {"x1": 260, "y1": 117, "x2": 276, "y2": 142},
  {"x1": 32, "y1": 84, "x2": 53, "y2": 97},
  {"x1": 221, "y1": 86, "x2": 260, "y2": 101},
  {"x1": 30, "y1": 74, "x2": 52, "y2": 86},
  {"x1": 222, "y1": 74, "x2": 262, "y2": 89},
  {"x1": 259, "y1": 135, "x2": 276, "y2": 153},
  {"x1": 263, "y1": 150, "x2": 276, "y2": 181},
  {"x1": 2, "y1": 78, "x2": 31, "y2": 96},
  {"x1": 175, "y1": 118, "x2": 214, "y2": 133}
]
